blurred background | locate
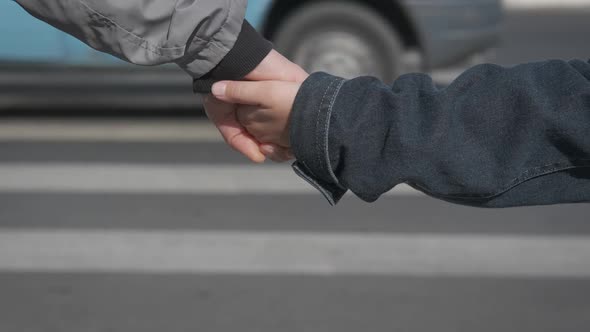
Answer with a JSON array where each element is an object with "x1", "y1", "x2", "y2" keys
[{"x1": 0, "y1": 0, "x2": 589, "y2": 331}]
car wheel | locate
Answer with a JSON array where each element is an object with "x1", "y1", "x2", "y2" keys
[{"x1": 272, "y1": 1, "x2": 405, "y2": 83}]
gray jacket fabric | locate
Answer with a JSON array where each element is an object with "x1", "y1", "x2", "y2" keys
[{"x1": 14, "y1": 0, "x2": 250, "y2": 79}]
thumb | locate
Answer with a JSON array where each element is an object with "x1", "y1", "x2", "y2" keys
[{"x1": 212, "y1": 81, "x2": 273, "y2": 107}]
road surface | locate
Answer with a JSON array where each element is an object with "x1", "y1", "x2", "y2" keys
[{"x1": 0, "y1": 119, "x2": 588, "y2": 332}]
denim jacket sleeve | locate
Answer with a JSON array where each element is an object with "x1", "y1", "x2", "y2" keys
[{"x1": 290, "y1": 59, "x2": 590, "y2": 208}]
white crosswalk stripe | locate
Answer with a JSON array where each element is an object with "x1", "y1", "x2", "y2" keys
[
  {"x1": 0, "y1": 230, "x2": 589, "y2": 278},
  {"x1": 0, "y1": 163, "x2": 420, "y2": 195},
  {"x1": 0, "y1": 120, "x2": 222, "y2": 142}
]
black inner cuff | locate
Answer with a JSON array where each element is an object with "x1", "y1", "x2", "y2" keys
[{"x1": 192, "y1": 20, "x2": 273, "y2": 94}]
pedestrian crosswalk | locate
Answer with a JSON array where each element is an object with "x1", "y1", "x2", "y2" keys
[{"x1": 0, "y1": 119, "x2": 588, "y2": 280}]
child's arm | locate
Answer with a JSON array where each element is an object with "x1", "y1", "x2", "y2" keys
[{"x1": 213, "y1": 59, "x2": 590, "y2": 208}]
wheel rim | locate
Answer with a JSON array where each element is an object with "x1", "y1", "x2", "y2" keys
[{"x1": 291, "y1": 30, "x2": 389, "y2": 80}]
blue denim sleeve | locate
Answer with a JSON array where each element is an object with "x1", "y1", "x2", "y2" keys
[
  {"x1": 290, "y1": 60, "x2": 590, "y2": 208},
  {"x1": 290, "y1": 73, "x2": 348, "y2": 205}
]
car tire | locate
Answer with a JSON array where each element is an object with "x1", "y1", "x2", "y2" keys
[{"x1": 272, "y1": 1, "x2": 405, "y2": 83}]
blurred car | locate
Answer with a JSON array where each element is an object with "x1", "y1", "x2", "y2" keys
[{"x1": 0, "y1": 0, "x2": 503, "y2": 109}]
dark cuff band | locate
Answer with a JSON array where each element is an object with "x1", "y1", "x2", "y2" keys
[{"x1": 193, "y1": 20, "x2": 273, "y2": 94}]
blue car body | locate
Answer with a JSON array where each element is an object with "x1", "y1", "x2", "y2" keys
[{"x1": 0, "y1": 0, "x2": 502, "y2": 68}]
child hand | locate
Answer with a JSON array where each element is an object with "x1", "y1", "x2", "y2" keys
[
  {"x1": 203, "y1": 95, "x2": 295, "y2": 163},
  {"x1": 211, "y1": 80, "x2": 301, "y2": 160},
  {"x1": 203, "y1": 95, "x2": 267, "y2": 163}
]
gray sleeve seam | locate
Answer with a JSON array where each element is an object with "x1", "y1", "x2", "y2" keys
[
  {"x1": 79, "y1": 0, "x2": 239, "y2": 61},
  {"x1": 78, "y1": 0, "x2": 189, "y2": 56},
  {"x1": 182, "y1": 0, "x2": 238, "y2": 63}
]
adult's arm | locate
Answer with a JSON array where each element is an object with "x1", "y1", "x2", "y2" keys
[
  {"x1": 290, "y1": 60, "x2": 590, "y2": 207},
  {"x1": 14, "y1": 0, "x2": 272, "y2": 92}
]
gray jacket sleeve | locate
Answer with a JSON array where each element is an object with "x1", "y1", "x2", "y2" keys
[{"x1": 14, "y1": 0, "x2": 270, "y2": 84}]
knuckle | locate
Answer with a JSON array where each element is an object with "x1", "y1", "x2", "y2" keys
[
  {"x1": 236, "y1": 109, "x2": 253, "y2": 126},
  {"x1": 247, "y1": 125, "x2": 263, "y2": 138},
  {"x1": 233, "y1": 83, "x2": 245, "y2": 100},
  {"x1": 258, "y1": 133, "x2": 275, "y2": 144},
  {"x1": 225, "y1": 83, "x2": 237, "y2": 98}
]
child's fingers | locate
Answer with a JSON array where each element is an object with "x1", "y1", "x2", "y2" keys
[
  {"x1": 203, "y1": 95, "x2": 266, "y2": 163},
  {"x1": 261, "y1": 144, "x2": 295, "y2": 163}
]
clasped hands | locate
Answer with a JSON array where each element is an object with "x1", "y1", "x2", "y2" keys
[{"x1": 203, "y1": 50, "x2": 307, "y2": 163}]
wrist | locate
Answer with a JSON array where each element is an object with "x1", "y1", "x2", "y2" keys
[
  {"x1": 192, "y1": 20, "x2": 273, "y2": 93},
  {"x1": 246, "y1": 50, "x2": 309, "y2": 83}
]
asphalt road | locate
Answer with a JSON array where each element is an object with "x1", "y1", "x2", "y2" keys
[
  {"x1": 0, "y1": 120, "x2": 588, "y2": 332},
  {"x1": 2, "y1": 274, "x2": 589, "y2": 332},
  {"x1": 1, "y1": 7, "x2": 590, "y2": 332}
]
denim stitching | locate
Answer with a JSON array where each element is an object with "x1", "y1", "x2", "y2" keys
[
  {"x1": 292, "y1": 164, "x2": 336, "y2": 206},
  {"x1": 414, "y1": 160, "x2": 590, "y2": 200},
  {"x1": 316, "y1": 79, "x2": 338, "y2": 176},
  {"x1": 299, "y1": 160, "x2": 318, "y2": 179},
  {"x1": 323, "y1": 79, "x2": 346, "y2": 190}
]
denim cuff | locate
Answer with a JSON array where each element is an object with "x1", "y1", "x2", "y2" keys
[{"x1": 290, "y1": 72, "x2": 348, "y2": 205}]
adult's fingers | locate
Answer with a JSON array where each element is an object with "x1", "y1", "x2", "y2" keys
[
  {"x1": 203, "y1": 95, "x2": 265, "y2": 163},
  {"x1": 211, "y1": 81, "x2": 273, "y2": 107}
]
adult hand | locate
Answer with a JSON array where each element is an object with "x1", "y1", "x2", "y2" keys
[
  {"x1": 203, "y1": 49, "x2": 308, "y2": 163},
  {"x1": 211, "y1": 80, "x2": 301, "y2": 153}
]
